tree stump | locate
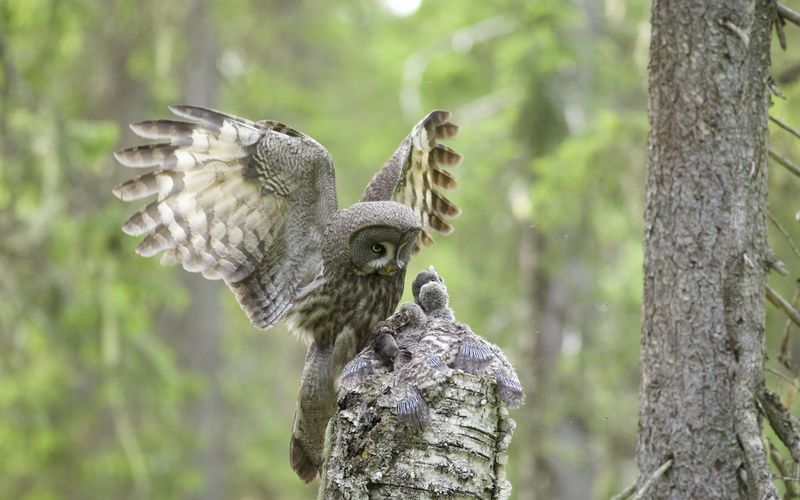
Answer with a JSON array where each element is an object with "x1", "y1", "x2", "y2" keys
[
  {"x1": 319, "y1": 365, "x2": 516, "y2": 499},
  {"x1": 318, "y1": 268, "x2": 521, "y2": 499}
]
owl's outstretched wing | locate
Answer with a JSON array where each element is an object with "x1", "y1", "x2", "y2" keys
[
  {"x1": 113, "y1": 106, "x2": 337, "y2": 329},
  {"x1": 360, "y1": 110, "x2": 462, "y2": 251}
]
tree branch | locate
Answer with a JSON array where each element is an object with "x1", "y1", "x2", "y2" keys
[
  {"x1": 779, "y1": 4, "x2": 800, "y2": 28},
  {"x1": 768, "y1": 440, "x2": 799, "y2": 497},
  {"x1": 765, "y1": 367, "x2": 800, "y2": 392},
  {"x1": 633, "y1": 459, "x2": 674, "y2": 500},
  {"x1": 610, "y1": 459, "x2": 674, "y2": 500},
  {"x1": 721, "y1": 19, "x2": 750, "y2": 45},
  {"x1": 775, "y1": 10, "x2": 788, "y2": 50},
  {"x1": 768, "y1": 148, "x2": 800, "y2": 178},
  {"x1": 735, "y1": 389, "x2": 777, "y2": 498},
  {"x1": 768, "y1": 212, "x2": 800, "y2": 262},
  {"x1": 766, "y1": 251, "x2": 789, "y2": 275},
  {"x1": 760, "y1": 390, "x2": 800, "y2": 464},
  {"x1": 610, "y1": 482, "x2": 636, "y2": 500},
  {"x1": 780, "y1": 281, "x2": 800, "y2": 369},
  {"x1": 769, "y1": 115, "x2": 800, "y2": 140},
  {"x1": 767, "y1": 284, "x2": 800, "y2": 330}
]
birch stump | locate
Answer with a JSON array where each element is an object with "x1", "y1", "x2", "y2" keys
[{"x1": 318, "y1": 268, "x2": 521, "y2": 499}]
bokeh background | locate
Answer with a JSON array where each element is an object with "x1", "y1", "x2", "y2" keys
[{"x1": 2, "y1": 0, "x2": 800, "y2": 498}]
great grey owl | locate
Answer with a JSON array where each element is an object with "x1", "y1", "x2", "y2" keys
[
  {"x1": 341, "y1": 268, "x2": 524, "y2": 428},
  {"x1": 112, "y1": 106, "x2": 461, "y2": 482}
]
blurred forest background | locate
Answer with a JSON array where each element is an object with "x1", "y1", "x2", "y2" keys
[{"x1": 2, "y1": 0, "x2": 800, "y2": 498}]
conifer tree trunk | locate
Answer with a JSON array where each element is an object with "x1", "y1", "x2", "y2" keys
[{"x1": 638, "y1": 0, "x2": 776, "y2": 498}]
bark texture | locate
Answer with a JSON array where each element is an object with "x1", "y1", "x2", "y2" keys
[
  {"x1": 638, "y1": 1, "x2": 775, "y2": 498},
  {"x1": 319, "y1": 372, "x2": 515, "y2": 499}
]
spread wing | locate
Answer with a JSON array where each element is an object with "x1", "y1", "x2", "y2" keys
[
  {"x1": 360, "y1": 110, "x2": 462, "y2": 252},
  {"x1": 113, "y1": 106, "x2": 337, "y2": 329}
]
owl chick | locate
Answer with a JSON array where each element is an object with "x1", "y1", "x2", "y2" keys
[
  {"x1": 113, "y1": 106, "x2": 462, "y2": 482},
  {"x1": 340, "y1": 268, "x2": 524, "y2": 429}
]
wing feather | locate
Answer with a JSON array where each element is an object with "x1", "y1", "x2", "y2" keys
[
  {"x1": 113, "y1": 105, "x2": 337, "y2": 329},
  {"x1": 360, "y1": 110, "x2": 462, "y2": 252}
]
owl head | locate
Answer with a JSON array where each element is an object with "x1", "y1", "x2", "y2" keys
[{"x1": 324, "y1": 201, "x2": 421, "y2": 277}]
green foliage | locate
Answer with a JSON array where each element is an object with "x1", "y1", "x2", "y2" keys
[{"x1": 0, "y1": 0, "x2": 685, "y2": 498}]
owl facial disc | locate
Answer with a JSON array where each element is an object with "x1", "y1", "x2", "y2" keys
[{"x1": 350, "y1": 226, "x2": 418, "y2": 276}]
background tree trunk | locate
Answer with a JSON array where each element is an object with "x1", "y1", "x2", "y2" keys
[
  {"x1": 319, "y1": 372, "x2": 516, "y2": 499},
  {"x1": 638, "y1": 0, "x2": 776, "y2": 498},
  {"x1": 170, "y1": 1, "x2": 228, "y2": 498}
]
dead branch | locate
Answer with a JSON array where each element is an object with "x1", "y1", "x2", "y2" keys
[
  {"x1": 769, "y1": 149, "x2": 800, "y2": 178},
  {"x1": 610, "y1": 459, "x2": 674, "y2": 500},
  {"x1": 768, "y1": 440, "x2": 799, "y2": 497},
  {"x1": 760, "y1": 390, "x2": 800, "y2": 464},
  {"x1": 779, "y1": 4, "x2": 800, "y2": 28},
  {"x1": 768, "y1": 212, "x2": 800, "y2": 261},
  {"x1": 766, "y1": 367, "x2": 800, "y2": 392},
  {"x1": 781, "y1": 281, "x2": 800, "y2": 369},
  {"x1": 769, "y1": 77, "x2": 787, "y2": 99},
  {"x1": 610, "y1": 482, "x2": 636, "y2": 500},
  {"x1": 767, "y1": 252, "x2": 789, "y2": 275},
  {"x1": 767, "y1": 285, "x2": 800, "y2": 330},
  {"x1": 770, "y1": 115, "x2": 800, "y2": 140},
  {"x1": 633, "y1": 459, "x2": 674, "y2": 500},
  {"x1": 721, "y1": 19, "x2": 750, "y2": 45},
  {"x1": 776, "y1": 10, "x2": 788, "y2": 50}
]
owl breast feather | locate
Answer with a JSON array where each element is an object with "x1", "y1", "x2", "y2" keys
[{"x1": 285, "y1": 269, "x2": 405, "y2": 349}]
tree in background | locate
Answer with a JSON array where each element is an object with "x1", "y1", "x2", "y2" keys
[
  {"x1": 6, "y1": 0, "x2": 800, "y2": 498},
  {"x1": 636, "y1": 0, "x2": 800, "y2": 498}
]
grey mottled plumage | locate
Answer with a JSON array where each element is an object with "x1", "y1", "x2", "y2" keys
[
  {"x1": 341, "y1": 268, "x2": 524, "y2": 429},
  {"x1": 112, "y1": 106, "x2": 462, "y2": 482}
]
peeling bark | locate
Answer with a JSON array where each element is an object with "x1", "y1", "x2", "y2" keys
[{"x1": 319, "y1": 372, "x2": 515, "y2": 499}]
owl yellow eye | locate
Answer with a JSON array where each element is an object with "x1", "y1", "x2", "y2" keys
[{"x1": 371, "y1": 243, "x2": 385, "y2": 254}]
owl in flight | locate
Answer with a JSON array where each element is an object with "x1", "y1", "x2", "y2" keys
[{"x1": 112, "y1": 105, "x2": 462, "y2": 482}]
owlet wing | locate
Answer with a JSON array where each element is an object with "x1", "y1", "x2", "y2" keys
[
  {"x1": 360, "y1": 110, "x2": 462, "y2": 252},
  {"x1": 113, "y1": 106, "x2": 337, "y2": 329}
]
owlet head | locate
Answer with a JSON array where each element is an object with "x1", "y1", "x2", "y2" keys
[{"x1": 350, "y1": 225, "x2": 417, "y2": 276}]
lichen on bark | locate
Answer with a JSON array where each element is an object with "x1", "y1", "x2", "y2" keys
[
  {"x1": 319, "y1": 268, "x2": 520, "y2": 499},
  {"x1": 319, "y1": 371, "x2": 516, "y2": 499}
]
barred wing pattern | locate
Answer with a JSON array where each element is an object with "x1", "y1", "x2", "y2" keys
[
  {"x1": 361, "y1": 110, "x2": 462, "y2": 251},
  {"x1": 113, "y1": 106, "x2": 336, "y2": 329}
]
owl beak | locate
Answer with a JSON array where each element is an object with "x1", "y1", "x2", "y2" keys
[{"x1": 378, "y1": 259, "x2": 404, "y2": 276}]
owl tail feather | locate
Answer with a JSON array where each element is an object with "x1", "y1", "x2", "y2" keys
[
  {"x1": 289, "y1": 341, "x2": 337, "y2": 483},
  {"x1": 289, "y1": 433, "x2": 320, "y2": 484}
]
